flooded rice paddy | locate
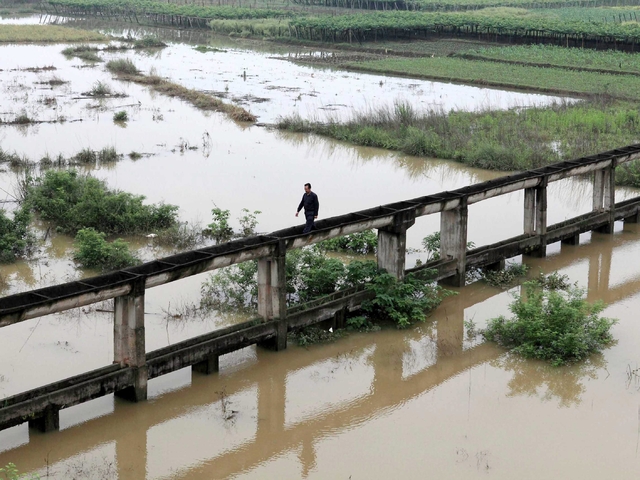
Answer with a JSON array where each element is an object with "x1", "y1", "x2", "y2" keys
[{"x1": 0, "y1": 15, "x2": 640, "y2": 479}]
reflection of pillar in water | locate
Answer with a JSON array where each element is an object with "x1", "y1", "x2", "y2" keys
[
  {"x1": 256, "y1": 368, "x2": 286, "y2": 449},
  {"x1": 298, "y1": 436, "x2": 317, "y2": 478},
  {"x1": 115, "y1": 404, "x2": 148, "y2": 480},
  {"x1": 437, "y1": 296, "x2": 464, "y2": 359}
]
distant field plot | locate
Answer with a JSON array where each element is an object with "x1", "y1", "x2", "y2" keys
[
  {"x1": 460, "y1": 44, "x2": 640, "y2": 74},
  {"x1": 346, "y1": 56, "x2": 640, "y2": 99}
]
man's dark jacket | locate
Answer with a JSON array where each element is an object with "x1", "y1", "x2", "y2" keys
[{"x1": 297, "y1": 192, "x2": 319, "y2": 216}]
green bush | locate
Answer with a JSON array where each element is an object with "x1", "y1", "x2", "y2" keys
[
  {"x1": 26, "y1": 169, "x2": 178, "y2": 235},
  {"x1": 318, "y1": 230, "x2": 377, "y2": 254},
  {"x1": 482, "y1": 262, "x2": 529, "y2": 288},
  {"x1": 73, "y1": 228, "x2": 139, "y2": 271},
  {"x1": 0, "y1": 206, "x2": 33, "y2": 263},
  {"x1": 483, "y1": 282, "x2": 617, "y2": 366},
  {"x1": 113, "y1": 110, "x2": 128, "y2": 122},
  {"x1": 362, "y1": 272, "x2": 449, "y2": 328},
  {"x1": 207, "y1": 207, "x2": 234, "y2": 242}
]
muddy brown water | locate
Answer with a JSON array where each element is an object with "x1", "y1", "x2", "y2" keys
[{"x1": 1, "y1": 17, "x2": 640, "y2": 479}]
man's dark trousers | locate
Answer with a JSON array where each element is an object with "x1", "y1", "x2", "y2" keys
[{"x1": 303, "y1": 212, "x2": 316, "y2": 234}]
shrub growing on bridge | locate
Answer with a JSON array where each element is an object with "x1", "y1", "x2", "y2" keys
[
  {"x1": 25, "y1": 169, "x2": 178, "y2": 235},
  {"x1": 483, "y1": 281, "x2": 616, "y2": 366}
]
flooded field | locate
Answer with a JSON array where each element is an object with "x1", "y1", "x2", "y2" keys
[{"x1": 1, "y1": 15, "x2": 640, "y2": 479}]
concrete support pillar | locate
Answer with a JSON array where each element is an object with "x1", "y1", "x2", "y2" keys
[
  {"x1": 561, "y1": 234, "x2": 580, "y2": 246},
  {"x1": 624, "y1": 210, "x2": 639, "y2": 224},
  {"x1": 439, "y1": 199, "x2": 468, "y2": 288},
  {"x1": 114, "y1": 279, "x2": 147, "y2": 403},
  {"x1": 376, "y1": 210, "x2": 415, "y2": 281},
  {"x1": 593, "y1": 166, "x2": 616, "y2": 234},
  {"x1": 257, "y1": 241, "x2": 287, "y2": 351},
  {"x1": 333, "y1": 306, "x2": 347, "y2": 330},
  {"x1": 484, "y1": 259, "x2": 505, "y2": 272},
  {"x1": 192, "y1": 354, "x2": 220, "y2": 375},
  {"x1": 523, "y1": 180, "x2": 548, "y2": 257},
  {"x1": 28, "y1": 404, "x2": 60, "y2": 433}
]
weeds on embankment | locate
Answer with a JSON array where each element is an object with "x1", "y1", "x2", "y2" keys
[
  {"x1": 0, "y1": 25, "x2": 105, "y2": 43},
  {"x1": 106, "y1": 59, "x2": 257, "y2": 122},
  {"x1": 277, "y1": 99, "x2": 640, "y2": 186}
]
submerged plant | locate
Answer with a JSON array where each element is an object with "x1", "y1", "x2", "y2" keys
[
  {"x1": 73, "y1": 228, "x2": 140, "y2": 271},
  {"x1": 483, "y1": 281, "x2": 617, "y2": 366}
]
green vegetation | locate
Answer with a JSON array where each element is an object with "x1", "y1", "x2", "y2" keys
[
  {"x1": 202, "y1": 245, "x2": 448, "y2": 329},
  {"x1": 483, "y1": 280, "x2": 617, "y2": 366},
  {"x1": 0, "y1": 462, "x2": 39, "y2": 480},
  {"x1": 113, "y1": 110, "x2": 129, "y2": 122},
  {"x1": 48, "y1": 0, "x2": 293, "y2": 22},
  {"x1": 362, "y1": 271, "x2": 449, "y2": 328},
  {"x1": 207, "y1": 207, "x2": 234, "y2": 242},
  {"x1": 0, "y1": 25, "x2": 105, "y2": 43},
  {"x1": 0, "y1": 206, "x2": 34, "y2": 263},
  {"x1": 62, "y1": 45, "x2": 102, "y2": 62},
  {"x1": 201, "y1": 246, "x2": 378, "y2": 310},
  {"x1": 106, "y1": 58, "x2": 139, "y2": 75},
  {"x1": 25, "y1": 169, "x2": 178, "y2": 235},
  {"x1": 318, "y1": 230, "x2": 377, "y2": 254},
  {"x1": 277, "y1": 100, "x2": 640, "y2": 179},
  {"x1": 106, "y1": 58, "x2": 257, "y2": 122},
  {"x1": 460, "y1": 44, "x2": 640, "y2": 75},
  {"x1": 483, "y1": 262, "x2": 529, "y2": 288},
  {"x1": 73, "y1": 228, "x2": 140, "y2": 271},
  {"x1": 347, "y1": 56, "x2": 640, "y2": 100},
  {"x1": 288, "y1": 10, "x2": 640, "y2": 45}
]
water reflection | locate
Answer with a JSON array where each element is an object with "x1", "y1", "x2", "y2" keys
[{"x1": 493, "y1": 353, "x2": 606, "y2": 408}]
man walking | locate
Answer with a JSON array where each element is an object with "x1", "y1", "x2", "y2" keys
[{"x1": 295, "y1": 183, "x2": 319, "y2": 234}]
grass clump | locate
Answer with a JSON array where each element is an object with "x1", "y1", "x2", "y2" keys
[
  {"x1": 113, "y1": 110, "x2": 128, "y2": 122},
  {"x1": 25, "y1": 169, "x2": 178, "y2": 235},
  {"x1": 132, "y1": 37, "x2": 167, "y2": 49},
  {"x1": 483, "y1": 281, "x2": 617, "y2": 366},
  {"x1": 73, "y1": 227, "x2": 139, "y2": 271},
  {"x1": 318, "y1": 230, "x2": 377, "y2": 254},
  {"x1": 87, "y1": 81, "x2": 112, "y2": 97},
  {"x1": 128, "y1": 151, "x2": 142, "y2": 160},
  {"x1": 0, "y1": 25, "x2": 105, "y2": 43},
  {"x1": 106, "y1": 57, "x2": 257, "y2": 122},
  {"x1": 62, "y1": 45, "x2": 102, "y2": 62},
  {"x1": 106, "y1": 58, "x2": 139, "y2": 75}
]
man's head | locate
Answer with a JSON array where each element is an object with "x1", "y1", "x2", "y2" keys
[{"x1": 304, "y1": 183, "x2": 311, "y2": 194}]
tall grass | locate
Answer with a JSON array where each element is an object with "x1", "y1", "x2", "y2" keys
[{"x1": 277, "y1": 99, "x2": 640, "y2": 180}]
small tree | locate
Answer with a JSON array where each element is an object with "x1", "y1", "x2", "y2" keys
[
  {"x1": 208, "y1": 207, "x2": 233, "y2": 242},
  {"x1": 73, "y1": 228, "x2": 139, "y2": 271}
]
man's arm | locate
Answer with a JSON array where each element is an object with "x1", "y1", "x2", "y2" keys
[
  {"x1": 295, "y1": 195, "x2": 304, "y2": 216},
  {"x1": 313, "y1": 194, "x2": 319, "y2": 218}
]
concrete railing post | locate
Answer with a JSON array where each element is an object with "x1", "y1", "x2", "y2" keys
[
  {"x1": 439, "y1": 198, "x2": 468, "y2": 288},
  {"x1": 377, "y1": 210, "x2": 415, "y2": 281},
  {"x1": 257, "y1": 241, "x2": 287, "y2": 351},
  {"x1": 593, "y1": 165, "x2": 616, "y2": 234},
  {"x1": 523, "y1": 178, "x2": 548, "y2": 256},
  {"x1": 114, "y1": 278, "x2": 147, "y2": 402}
]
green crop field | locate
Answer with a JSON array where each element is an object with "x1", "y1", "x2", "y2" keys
[{"x1": 346, "y1": 56, "x2": 640, "y2": 99}]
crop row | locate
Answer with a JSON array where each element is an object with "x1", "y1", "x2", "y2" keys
[
  {"x1": 289, "y1": 11, "x2": 640, "y2": 43},
  {"x1": 347, "y1": 56, "x2": 640, "y2": 100},
  {"x1": 289, "y1": 0, "x2": 636, "y2": 12},
  {"x1": 461, "y1": 44, "x2": 640, "y2": 74},
  {"x1": 47, "y1": 0, "x2": 293, "y2": 20}
]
